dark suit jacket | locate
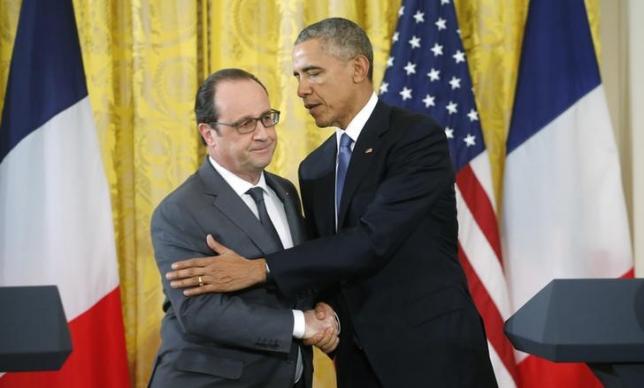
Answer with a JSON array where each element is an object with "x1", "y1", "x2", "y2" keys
[
  {"x1": 267, "y1": 101, "x2": 497, "y2": 387},
  {"x1": 149, "y1": 159, "x2": 313, "y2": 388}
]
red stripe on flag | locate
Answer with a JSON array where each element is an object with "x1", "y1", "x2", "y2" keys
[
  {"x1": 456, "y1": 165, "x2": 503, "y2": 261},
  {"x1": 517, "y1": 355, "x2": 601, "y2": 388},
  {"x1": 458, "y1": 243, "x2": 517, "y2": 383},
  {"x1": 0, "y1": 287, "x2": 130, "y2": 388}
]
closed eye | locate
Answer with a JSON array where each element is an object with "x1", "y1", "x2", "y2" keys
[{"x1": 306, "y1": 70, "x2": 321, "y2": 77}]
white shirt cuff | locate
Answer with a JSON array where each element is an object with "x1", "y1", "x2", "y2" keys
[{"x1": 292, "y1": 309, "x2": 305, "y2": 338}]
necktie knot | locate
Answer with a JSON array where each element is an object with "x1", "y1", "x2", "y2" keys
[
  {"x1": 340, "y1": 133, "x2": 353, "y2": 151},
  {"x1": 246, "y1": 186, "x2": 283, "y2": 250},
  {"x1": 246, "y1": 187, "x2": 265, "y2": 205}
]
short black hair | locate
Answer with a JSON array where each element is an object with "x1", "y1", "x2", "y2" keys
[
  {"x1": 295, "y1": 17, "x2": 374, "y2": 82},
  {"x1": 194, "y1": 68, "x2": 268, "y2": 125}
]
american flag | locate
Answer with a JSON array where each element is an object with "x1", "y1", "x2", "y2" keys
[{"x1": 380, "y1": 0, "x2": 517, "y2": 386}]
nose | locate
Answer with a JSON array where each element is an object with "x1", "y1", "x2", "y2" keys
[
  {"x1": 252, "y1": 121, "x2": 270, "y2": 140},
  {"x1": 297, "y1": 77, "x2": 311, "y2": 98}
]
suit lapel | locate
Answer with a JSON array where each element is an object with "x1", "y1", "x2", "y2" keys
[
  {"x1": 337, "y1": 101, "x2": 390, "y2": 227},
  {"x1": 265, "y1": 173, "x2": 305, "y2": 245},
  {"x1": 313, "y1": 137, "x2": 337, "y2": 236},
  {"x1": 197, "y1": 159, "x2": 281, "y2": 255}
]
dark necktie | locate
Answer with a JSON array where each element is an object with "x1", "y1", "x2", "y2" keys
[
  {"x1": 336, "y1": 133, "x2": 354, "y2": 216},
  {"x1": 246, "y1": 187, "x2": 283, "y2": 249},
  {"x1": 246, "y1": 187, "x2": 301, "y2": 382}
]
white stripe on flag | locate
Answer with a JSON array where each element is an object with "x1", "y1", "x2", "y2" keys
[
  {"x1": 502, "y1": 85, "x2": 632, "y2": 311},
  {"x1": 470, "y1": 151, "x2": 497, "y2": 212},
  {"x1": 0, "y1": 97, "x2": 119, "y2": 320},
  {"x1": 487, "y1": 340, "x2": 517, "y2": 388},
  {"x1": 456, "y1": 186, "x2": 512, "y2": 319}
]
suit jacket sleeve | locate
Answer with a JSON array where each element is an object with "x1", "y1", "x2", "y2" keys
[
  {"x1": 152, "y1": 199, "x2": 295, "y2": 354},
  {"x1": 266, "y1": 115, "x2": 454, "y2": 297}
]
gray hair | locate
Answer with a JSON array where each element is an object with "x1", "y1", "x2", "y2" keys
[{"x1": 295, "y1": 17, "x2": 373, "y2": 81}]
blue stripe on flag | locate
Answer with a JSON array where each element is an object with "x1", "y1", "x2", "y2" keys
[
  {"x1": 0, "y1": 0, "x2": 87, "y2": 163},
  {"x1": 506, "y1": 0, "x2": 601, "y2": 154}
]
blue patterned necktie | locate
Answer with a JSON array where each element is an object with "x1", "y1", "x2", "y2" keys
[{"x1": 336, "y1": 133, "x2": 354, "y2": 216}]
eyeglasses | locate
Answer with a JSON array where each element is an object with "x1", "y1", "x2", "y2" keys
[{"x1": 209, "y1": 109, "x2": 280, "y2": 134}]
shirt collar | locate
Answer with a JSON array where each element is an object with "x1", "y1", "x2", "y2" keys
[
  {"x1": 208, "y1": 156, "x2": 269, "y2": 196},
  {"x1": 336, "y1": 92, "x2": 378, "y2": 145}
]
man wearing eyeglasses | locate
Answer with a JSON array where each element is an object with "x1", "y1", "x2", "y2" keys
[{"x1": 148, "y1": 68, "x2": 338, "y2": 388}]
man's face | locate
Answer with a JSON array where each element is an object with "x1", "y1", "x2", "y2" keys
[
  {"x1": 202, "y1": 79, "x2": 276, "y2": 183},
  {"x1": 292, "y1": 38, "x2": 358, "y2": 129}
]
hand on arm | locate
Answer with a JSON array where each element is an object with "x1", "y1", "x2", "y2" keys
[{"x1": 166, "y1": 234, "x2": 267, "y2": 295}]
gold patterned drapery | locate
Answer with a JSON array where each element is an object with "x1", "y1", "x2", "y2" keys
[{"x1": 0, "y1": 1, "x2": 599, "y2": 387}]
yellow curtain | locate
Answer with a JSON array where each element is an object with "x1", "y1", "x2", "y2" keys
[{"x1": 0, "y1": 1, "x2": 599, "y2": 387}]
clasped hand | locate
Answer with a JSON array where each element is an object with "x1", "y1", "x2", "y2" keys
[{"x1": 302, "y1": 302, "x2": 340, "y2": 353}]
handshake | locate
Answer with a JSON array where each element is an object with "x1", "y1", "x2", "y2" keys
[{"x1": 302, "y1": 302, "x2": 340, "y2": 354}]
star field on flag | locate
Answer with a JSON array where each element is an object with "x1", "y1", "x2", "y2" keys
[{"x1": 380, "y1": 0, "x2": 485, "y2": 171}]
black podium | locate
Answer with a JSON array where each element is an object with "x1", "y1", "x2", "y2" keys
[
  {"x1": 0, "y1": 285, "x2": 72, "y2": 371},
  {"x1": 504, "y1": 279, "x2": 644, "y2": 388}
]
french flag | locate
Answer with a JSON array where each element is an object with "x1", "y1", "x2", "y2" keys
[
  {"x1": 502, "y1": 0, "x2": 633, "y2": 387},
  {"x1": 0, "y1": 0, "x2": 130, "y2": 386}
]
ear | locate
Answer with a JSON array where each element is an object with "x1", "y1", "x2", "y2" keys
[
  {"x1": 198, "y1": 123, "x2": 216, "y2": 146},
  {"x1": 352, "y1": 54, "x2": 370, "y2": 83}
]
